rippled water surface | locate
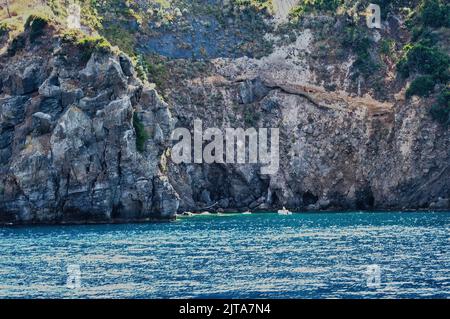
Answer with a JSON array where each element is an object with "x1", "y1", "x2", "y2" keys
[{"x1": 0, "y1": 212, "x2": 449, "y2": 298}]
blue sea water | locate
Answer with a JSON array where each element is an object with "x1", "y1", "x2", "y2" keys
[{"x1": 0, "y1": 212, "x2": 449, "y2": 299}]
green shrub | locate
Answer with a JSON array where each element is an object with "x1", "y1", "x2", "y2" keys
[
  {"x1": 406, "y1": 75, "x2": 436, "y2": 97},
  {"x1": 342, "y1": 26, "x2": 378, "y2": 76},
  {"x1": 134, "y1": 55, "x2": 149, "y2": 82},
  {"x1": 232, "y1": 0, "x2": 274, "y2": 13},
  {"x1": 397, "y1": 43, "x2": 449, "y2": 81},
  {"x1": 24, "y1": 14, "x2": 50, "y2": 43},
  {"x1": 78, "y1": 36, "x2": 111, "y2": 58},
  {"x1": 410, "y1": 27, "x2": 438, "y2": 46},
  {"x1": 380, "y1": 39, "x2": 395, "y2": 56},
  {"x1": 133, "y1": 113, "x2": 149, "y2": 153},
  {"x1": 62, "y1": 32, "x2": 112, "y2": 63},
  {"x1": 61, "y1": 30, "x2": 80, "y2": 44},
  {"x1": 289, "y1": 0, "x2": 342, "y2": 18},
  {"x1": 395, "y1": 0, "x2": 450, "y2": 126},
  {"x1": 146, "y1": 60, "x2": 168, "y2": 90},
  {"x1": 77, "y1": 36, "x2": 111, "y2": 53},
  {"x1": 47, "y1": 0, "x2": 66, "y2": 17},
  {"x1": 79, "y1": 0, "x2": 103, "y2": 30},
  {"x1": 418, "y1": 0, "x2": 450, "y2": 28},
  {"x1": 101, "y1": 24, "x2": 135, "y2": 56},
  {"x1": 430, "y1": 88, "x2": 450, "y2": 126},
  {"x1": 0, "y1": 23, "x2": 10, "y2": 37}
]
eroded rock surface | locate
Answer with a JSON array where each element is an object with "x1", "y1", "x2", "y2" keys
[
  {"x1": 163, "y1": 29, "x2": 450, "y2": 213},
  {"x1": 0, "y1": 37, "x2": 179, "y2": 224}
]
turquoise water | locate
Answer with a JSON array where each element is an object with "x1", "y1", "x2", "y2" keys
[{"x1": 0, "y1": 212, "x2": 449, "y2": 299}]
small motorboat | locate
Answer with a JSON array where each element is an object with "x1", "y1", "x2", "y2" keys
[
  {"x1": 242, "y1": 211, "x2": 252, "y2": 215},
  {"x1": 277, "y1": 207, "x2": 292, "y2": 215}
]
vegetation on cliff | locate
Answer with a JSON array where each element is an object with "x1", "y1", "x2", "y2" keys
[
  {"x1": 133, "y1": 112, "x2": 150, "y2": 153},
  {"x1": 61, "y1": 30, "x2": 113, "y2": 62},
  {"x1": 0, "y1": 1, "x2": 449, "y2": 218},
  {"x1": 398, "y1": 0, "x2": 450, "y2": 124},
  {"x1": 284, "y1": 0, "x2": 449, "y2": 125},
  {"x1": 430, "y1": 87, "x2": 450, "y2": 126},
  {"x1": 0, "y1": 0, "x2": 449, "y2": 126}
]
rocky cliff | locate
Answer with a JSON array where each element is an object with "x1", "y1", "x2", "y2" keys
[
  {"x1": 0, "y1": 23, "x2": 180, "y2": 224},
  {"x1": 0, "y1": 1, "x2": 449, "y2": 224},
  {"x1": 164, "y1": 29, "x2": 450, "y2": 213}
]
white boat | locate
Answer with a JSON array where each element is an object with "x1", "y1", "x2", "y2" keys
[
  {"x1": 242, "y1": 211, "x2": 252, "y2": 215},
  {"x1": 277, "y1": 207, "x2": 292, "y2": 215}
]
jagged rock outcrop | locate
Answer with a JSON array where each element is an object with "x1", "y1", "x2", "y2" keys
[{"x1": 0, "y1": 33, "x2": 179, "y2": 224}]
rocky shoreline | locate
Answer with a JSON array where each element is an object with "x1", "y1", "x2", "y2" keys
[
  {"x1": 1, "y1": 11, "x2": 449, "y2": 225},
  {"x1": 3, "y1": 207, "x2": 450, "y2": 227}
]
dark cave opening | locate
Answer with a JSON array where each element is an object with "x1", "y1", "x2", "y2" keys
[{"x1": 302, "y1": 191, "x2": 319, "y2": 206}]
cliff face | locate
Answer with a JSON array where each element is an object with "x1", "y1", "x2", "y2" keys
[
  {"x1": 0, "y1": 27, "x2": 180, "y2": 224},
  {"x1": 0, "y1": 2, "x2": 449, "y2": 224},
  {"x1": 164, "y1": 29, "x2": 450, "y2": 213}
]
